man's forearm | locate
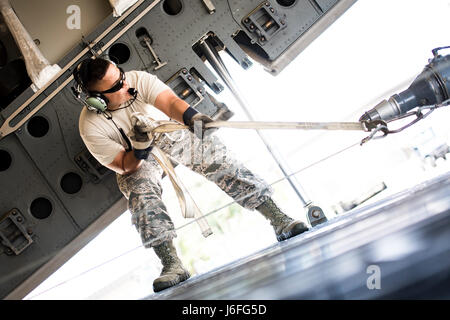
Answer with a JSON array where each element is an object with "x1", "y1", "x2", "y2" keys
[
  {"x1": 107, "y1": 149, "x2": 143, "y2": 175},
  {"x1": 123, "y1": 150, "x2": 143, "y2": 174},
  {"x1": 154, "y1": 89, "x2": 197, "y2": 124},
  {"x1": 169, "y1": 97, "x2": 190, "y2": 124}
]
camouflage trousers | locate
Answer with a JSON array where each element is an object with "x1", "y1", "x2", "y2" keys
[{"x1": 116, "y1": 130, "x2": 273, "y2": 248}]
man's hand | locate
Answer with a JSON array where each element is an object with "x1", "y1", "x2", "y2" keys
[
  {"x1": 182, "y1": 106, "x2": 215, "y2": 139},
  {"x1": 129, "y1": 113, "x2": 154, "y2": 160}
]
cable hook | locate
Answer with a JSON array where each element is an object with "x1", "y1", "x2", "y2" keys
[{"x1": 360, "y1": 122, "x2": 389, "y2": 145}]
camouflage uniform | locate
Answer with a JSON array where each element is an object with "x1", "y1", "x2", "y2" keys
[{"x1": 116, "y1": 130, "x2": 273, "y2": 248}]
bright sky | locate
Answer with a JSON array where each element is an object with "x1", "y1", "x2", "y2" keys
[{"x1": 25, "y1": 0, "x2": 450, "y2": 299}]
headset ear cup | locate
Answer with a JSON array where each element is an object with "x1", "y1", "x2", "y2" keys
[{"x1": 86, "y1": 93, "x2": 108, "y2": 112}]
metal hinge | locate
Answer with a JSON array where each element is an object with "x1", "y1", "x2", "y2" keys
[
  {"x1": 242, "y1": 1, "x2": 287, "y2": 46},
  {"x1": 75, "y1": 149, "x2": 111, "y2": 184},
  {"x1": 0, "y1": 209, "x2": 34, "y2": 256},
  {"x1": 166, "y1": 68, "x2": 205, "y2": 108}
]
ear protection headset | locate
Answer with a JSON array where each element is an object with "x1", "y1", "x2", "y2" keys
[{"x1": 72, "y1": 58, "x2": 118, "y2": 112}]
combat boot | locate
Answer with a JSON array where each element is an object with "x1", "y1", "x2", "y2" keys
[
  {"x1": 152, "y1": 240, "x2": 191, "y2": 292},
  {"x1": 256, "y1": 198, "x2": 309, "y2": 242}
]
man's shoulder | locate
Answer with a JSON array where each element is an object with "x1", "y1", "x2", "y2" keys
[
  {"x1": 126, "y1": 70, "x2": 149, "y2": 80},
  {"x1": 126, "y1": 70, "x2": 159, "y2": 85},
  {"x1": 79, "y1": 106, "x2": 95, "y2": 122},
  {"x1": 79, "y1": 107, "x2": 104, "y2": 134}
]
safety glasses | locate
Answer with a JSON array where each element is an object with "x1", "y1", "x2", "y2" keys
[{"x1": 99, "y1": 67, "x2": 125, "y2": 94}]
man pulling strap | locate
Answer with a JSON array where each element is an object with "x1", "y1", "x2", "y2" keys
[{"x1": 73, "y1": 57, "x2": 309, "y2": 293}]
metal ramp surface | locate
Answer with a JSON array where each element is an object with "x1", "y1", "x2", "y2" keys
[{"x1": 144, "y1": 172, "x2": 450, "y2": 300}]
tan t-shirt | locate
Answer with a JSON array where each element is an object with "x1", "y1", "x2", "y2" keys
[{"x1": 79, "y1": 70, "x2": 170, "y2": 166}]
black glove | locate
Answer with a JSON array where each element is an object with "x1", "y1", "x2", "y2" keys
[
  {"x1": 129, "y1": 114, "x2": 154, "y2": 160},
  {"x1": 182, "y1": 106, "x2": 214, "y2": 139}
]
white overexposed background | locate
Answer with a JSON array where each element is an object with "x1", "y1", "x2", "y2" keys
[{"x1": 25, "y1": 0, "x2": 450, "y2": 300}]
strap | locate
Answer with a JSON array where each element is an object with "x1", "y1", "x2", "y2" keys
[
  {"x1": 131, "y1": 116, "x2": 371, "y2": 239},
  {"x1": 151, "y1": 147, "x2": 213, "y2": 238},
  {"x1": 118, "y1": 127, "x2": 132, "y2": 152},
  {"x1": 102, "y1": 111, "x2": 133, "y2": 152},
  {"x1": 148, "y1": 120, "x2": 367, "y2": 134}
]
